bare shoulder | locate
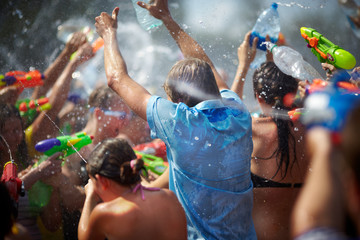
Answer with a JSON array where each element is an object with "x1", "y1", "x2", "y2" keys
[{"x1": 252, "y1": 116, "x2": 277, "y2": 139}]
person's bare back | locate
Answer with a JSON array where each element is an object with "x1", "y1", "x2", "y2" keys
[{"x1": 97, "y1": 188, "x2": 187, "y2": 240}]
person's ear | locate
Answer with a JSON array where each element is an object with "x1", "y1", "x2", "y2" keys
[
  {"x1": 256, "y1": 93, "x2": 264, "y2": 103},
  {"x1": 95, "y1": 174, "x2": 109, "y2": 190},
  {"x1": 94, "y1": 107, "x2": 104, "y2": 121}
]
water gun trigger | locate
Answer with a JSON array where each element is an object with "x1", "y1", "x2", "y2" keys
[{"x1": 301, "y1": 33, "x2": 327, "y2": 60}]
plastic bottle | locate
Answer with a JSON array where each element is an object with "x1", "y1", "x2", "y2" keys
[
  {"x1": 249, "y1": 3, "x2": 280, "y2": 68},
  {"x1": 265, "y1": 42, "x2": 323, "y2": 82},
  {"x1": 131, "y1": 0, "x2": 163, "y2": 31}
]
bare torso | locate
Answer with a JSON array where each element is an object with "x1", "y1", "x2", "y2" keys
[{"x1": 251, "y1": 116, "x2": 309, "y2": 240}]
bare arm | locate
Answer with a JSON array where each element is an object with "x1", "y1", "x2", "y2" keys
[
  {"x1": 29, "y1": 43, "x2": 94, "y2": 146},
  {"x1": 78, "y1": 179, "x2": 105, "y2": 240},
  {"x1": 95, "y1": 8, "x2": 151, "y2": 120},
  {"x1": 139, "y1": 0, "x2": 228, "y2": 91},
  {"x1": 145, "y1": 167, "x2": 169, "y2": 189},
  {"x1": 231, "y1": 31, "x2": 258, "y2": 99},
  {"x1": 31, "y1": 32, "x2": 87, "y2": 99},
  {"x1": 291, "y1": 127, "x2": 346, "y2": 237}
]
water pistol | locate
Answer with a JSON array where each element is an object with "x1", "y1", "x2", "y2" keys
[
  {"x1": 34, "y1": 132, "x2": 94, "y2": 158},
  {"x1": 1, "y1": 161, "x2": 25, "y2": 205},
  {"x1": 0, "y1": 70, "x2": 45, "y2": 90},
  {"x1": 288, "y1": 108, "x2": 306, "y2": 122},
  {"x1": 15, "y1": 97, "x2": 52, "y2": 125},
  {"x1": 300, "y1": 27, "x2": 356, "y2": 69},
  {"x1": 134, "y1": 150, "x2": 167, "y2": 176},
  {"x1": 133, "y1": 140, "x2": 167, "y2": 159}
]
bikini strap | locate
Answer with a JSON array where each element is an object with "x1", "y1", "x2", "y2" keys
[{"x1": 132, "y1": 184, "x2": 160, "y2": 200}]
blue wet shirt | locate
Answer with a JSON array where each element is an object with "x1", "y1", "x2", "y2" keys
[{"x1": 147, "y1": 89, "x2": 256, "y2": 240}]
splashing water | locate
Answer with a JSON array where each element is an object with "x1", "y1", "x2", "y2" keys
[
  {"x1": 0, "y1": 135, "x2": 14, "y2": 163},
  {"x1": 276, "y1": 1, "x2": 326, "y2": 9}
]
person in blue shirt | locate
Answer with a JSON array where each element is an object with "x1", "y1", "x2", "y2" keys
[{"x1": 95, "y1": 0, "x2": 256, "y2": 239}]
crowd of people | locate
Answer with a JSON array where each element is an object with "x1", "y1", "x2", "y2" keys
[{"x1": 1, "y1": 0, "x2": 360, "y2": 239}]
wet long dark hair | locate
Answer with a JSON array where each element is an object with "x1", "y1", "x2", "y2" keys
[
  {"x1": 253, "y1": 62, "x2": 299, "y2": 179},
  {"x1": 0, "y1": 103, "x2": 29, "y2": 167},
  {"x1": 87, "y1": 138, "x2": 144, "y2": 185}
]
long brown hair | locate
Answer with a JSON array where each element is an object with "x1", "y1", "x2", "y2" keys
[{"x1": 253, "y1": 62, "x2": 299, "y2": 179}]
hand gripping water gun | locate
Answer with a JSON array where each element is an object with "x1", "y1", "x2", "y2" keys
[
  {"x1": 134, "y1": 150, "x2": 167, "y2": 176},
  {"x1": 16, "y1": 97, "x2": 52, "y2": 125},
  {"x1": 34, "y1": 132, "x2": 93, "y2": 158},
  {"x1": 300, "y1": 27, "x2": 356, "y2": 69},
  {"x1": 1, "y1": 162, "x2": 25, "y2": 205},
  {"x1": 0, "y1": 70, "x2": 45, "y2": 90}
]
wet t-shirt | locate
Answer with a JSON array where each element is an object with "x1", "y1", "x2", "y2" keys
[{"x1": 147, "y1": 89, "x2": 256, "y2": 240}]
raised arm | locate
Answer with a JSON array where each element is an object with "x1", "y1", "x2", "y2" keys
[
  {"x1": 231, "y1": 31, "x2": 258, "y2": 99},
  {"x1": 138, "y1": 0, "x2": 228, "y2": 91},
  {"x1": 95, "y1": 8, "x2": 151, "y2": 120},
  {"x1": 291, "y1": 127, "x2": 346, "y2": 237},
  {"x1": 29, "y1": 43, "x2": 94, "y2": 146},
  {"x1": 31, "y1": 32, "x2": 87, "y2": 99}
]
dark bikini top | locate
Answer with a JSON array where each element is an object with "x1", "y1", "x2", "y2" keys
[{"x1": 251, "y1": 173, "x2": 303, "y2": 188}]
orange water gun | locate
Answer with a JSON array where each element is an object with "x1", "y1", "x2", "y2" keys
[{"x1": 0, "y1": 70, "x2": 45, "y2": 90}]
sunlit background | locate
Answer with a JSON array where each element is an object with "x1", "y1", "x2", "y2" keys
[{"x1": 0, "y1": 0, "x2": 359, "y2": 110}]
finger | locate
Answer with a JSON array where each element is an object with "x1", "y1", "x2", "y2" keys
[
  {"x1": 265, "y1": 34, "x2": 271, "y2": 42},
  {"x1": 112, "y1": 7, "x2": 119, "y2": 20},
  {"x1": 244, "y1": 31, "x2": 251, "y2": 43},
  {"x1": 137, "y1": 1, "x2": 149, "y2": 10},
  {"x1": 252, "y1": 37, "x2": 259, "y2": 52}
]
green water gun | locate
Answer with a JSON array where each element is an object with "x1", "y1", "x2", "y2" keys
[
  {"x1": 34, "y1": 132, "x2": 93, "y2": 158},
  {"x1": 134, "y1": 150, "x2": 167, "y2": 176},
  {"x1": 300, "y1": 27, "x2": 356, "y2": 69},
  {"x1": 15, "y1": 97, "x2": 52, "y2": 126}
]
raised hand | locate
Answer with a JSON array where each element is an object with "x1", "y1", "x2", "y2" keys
[
  {"x1": 74, "y1": 42, "x2": 94, "y2": 64},
  {"x1": 137, "y1": 0, "x2": 170, "y2": 20},
  {"x1": 95, "y1": 7, "x2": 119, "y2": 39},
  {"x1": 237, "y1": 31, "x2": 258, "y2": 69},
  {"x1": 65, "y1": 31, "x2": 88, "y2": 55}
]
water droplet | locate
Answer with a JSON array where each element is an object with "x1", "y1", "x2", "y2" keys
[
  {"x1": 194, "y1": 136, "x2": 199, "y2": 141},
  {"x1": 294, "y1": 127, "x2": 299, "y2": 131},
  {"x1": 199, "y1": 20, "x2": 203, "y2": 24},
  {"x1": 208, "y1": 164, "x2": 211, "y2": 167},
  {"x1": 51, "y1": 171, "x2": 55, "y2": 175}
]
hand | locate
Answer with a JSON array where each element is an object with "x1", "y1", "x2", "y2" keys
[
  {"x1": 137, "y1": 0, "x2": 170, "y2": 21},
  {"x1": 84, "y1": 178, "x2": 101, "y2": 203},
  {"x1": 74, "y1": 42, "x2": 94, "y2": 64},
  {"x1": 321, "y1": 63, "x2": 337, "y2": 81},
  {"x1": 37, "y1": 152, "x2": 63, "y2": 179},
  {"x1": 95, "y1": 7, "x2": 119, "y2": 39},
  {"x1": 350, "y1": 66, "x2": 360, "y2": 88},
  {"x1": 64, "y1": 31, "x2": 88, "y2": 55},
  {"x1": 237, "y1": 31, "x2": 258, "y2": 69},
  {"x1": 298, "y1": 80, "x2": 310, "y2": 99}
]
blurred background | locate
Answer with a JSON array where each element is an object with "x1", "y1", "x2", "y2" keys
[{"x1": 0, "y1": 0, "x2": 359, "y2": 110}]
